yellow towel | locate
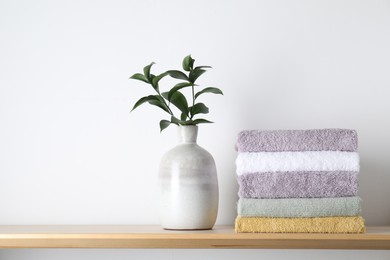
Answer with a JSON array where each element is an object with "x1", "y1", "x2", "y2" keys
[{"x1": 235, "y1": 216, "x2": 365, "y2": 233}]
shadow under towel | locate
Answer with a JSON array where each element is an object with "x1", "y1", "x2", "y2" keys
[
  {"x1": 235, "y1": 216, "x2": 365, "y2": 233},
  {"x1": 238, "y1": 171, "x2": 358, "y2": 198},
  {"x1": 237, "y1": 197, "x2": 362, "y2": 217},
  {"x1": 236, "y1": 129, "x2": 358, "y2": 152}
]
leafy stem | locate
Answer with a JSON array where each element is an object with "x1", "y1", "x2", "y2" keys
[
  {"x1": 129, "y1": 55, "x2": 223, "y2": 132},
  {"x1": 190, "y1": 83, "x2": 195, "y2": 120},
  {"x1": 155, "y1": 89, "x2": 174, "y2": 116}
]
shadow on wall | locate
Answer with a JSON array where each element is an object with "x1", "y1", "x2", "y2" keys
[
  {"x1": 359, "y1": 157, "x2": 390, "y2": 226},
  {"x1": 214, "y1": 149, "x2": 239, "y2": 225}
]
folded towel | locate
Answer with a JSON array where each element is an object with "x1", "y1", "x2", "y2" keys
[
  {"x1": 238, "y1": 197, "x2": 362, "y2": 217},
  {"x1": 236, "y1": 129, "x2": 358, "y2": 152},
  {"x1": 236, "y1": 151, "x2": 359, "y2": 175},
  {"x1": 235, "y1": 216, "x2": 365, "y2": 233},
  {"x1": 238, "y1": 171, "x2": 358, "y2": 198}
]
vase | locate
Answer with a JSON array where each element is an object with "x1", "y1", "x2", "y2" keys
[{"x1": 158, "y1": 125, "x2": 219, "y2": 230}]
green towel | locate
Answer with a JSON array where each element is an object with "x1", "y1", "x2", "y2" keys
[{"x1": 238, "y1": 197, "x2": 361, "y2": 217}]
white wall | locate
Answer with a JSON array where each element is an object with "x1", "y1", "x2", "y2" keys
[{"x1": 1, "y1": 0, "x2": 390, "y2": 259}]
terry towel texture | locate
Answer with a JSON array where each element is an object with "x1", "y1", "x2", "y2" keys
[
  {"x1": 236, "y1": 151, "x2": 359, "y2": 175},
  {"x1": 234, "y1": 128, "x2": 364, "y2": 234},
  {"x1": 237, "y1": 197, "x2": 362, "y2": 217},
  {"x1": 235, "y1": 216, "x2": 365, "y2": 233},
  {"x1": 238, "y1": 171, "x2": 358, "y2": 198},
  {"x1": 236, "y1": 129, "x2": 358, "y2": 152}
]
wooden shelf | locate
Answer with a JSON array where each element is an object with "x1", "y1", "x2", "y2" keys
[{"x1": 0, "y1": 226, "x2": 390, "y2": 250}]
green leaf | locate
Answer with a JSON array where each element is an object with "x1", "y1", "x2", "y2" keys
[
  {"x1": 159, "y1": 120, "x2": 171, "y2": 132},
  {"x1": 170, "y1": 116, "x2": 189, "y2": 125},
  {"x1": 129, "y1": 73, "x2": 149, "y2": 83},
  {"x1": 151, "y1": 72, "x2": 168, "y2": 91},
  {"x1": 195, "y1": 87, "x2": 224, "y2": 99},
  {"x1": 170, "y1": 116, "x2": 180, "y2": 125},
  {"x1": 161, "y1": 91, "x2": 169, "y2": 100},
  {"x1": 194, "y1": 66, "x2": 212, "y2": 70},
  {"x1": 148, "y1": 96, "x2": 171, "y2": 114},
  {"x1": 169, "y1": 91, "x2": 189, "y2": 115},
  {"x1": 167, "y1": 70, "x2": 189, "y2": 81},
  {"x1": 190, "y1": 103, "x2": 209, "y2": 116},
  {"x1": 189, "y1": 68, "x2": 206, "y2": 83},
  {"x1": 149, "y1": 74, "x2": 155, "y2": 87},
  {"x1": 192, "y1": 118, "x2": 213, "y2": 124},
  {"x1": 182, "y1": 55, "x2": 194, "y2": 71},
  {"x1": 168, "y1": 82, "x2": 192, "y2": 101},
  {"x1": 143, "y1": 62, "x2": 155, "y2": 81},
  {"x1": 131, "y1": 95, "x2": 157, "y2": 111},
  {"x1": 131, "y1": 95, "x2": 169, "y2": 114},
  {"x1": 171, "y1": 118, "x2": 198, "y2": 125},
  {"x1": 180, "y1": 112, "x2": 188, "y2": 121}
]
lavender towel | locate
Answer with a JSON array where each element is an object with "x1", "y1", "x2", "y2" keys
[
  {"x1": 237, "y1": 197, "x2": 362, "y2": 217},
  {"x1": 236, "y1": 129, "x2": 358, "y2": 152},
  {"x1": 238, "y1": 171, "x2": 358, "y2": 198}
]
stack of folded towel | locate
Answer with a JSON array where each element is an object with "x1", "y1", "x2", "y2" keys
[{"x1": 235, "y1": 129, "x2": 365, "y2": 233}]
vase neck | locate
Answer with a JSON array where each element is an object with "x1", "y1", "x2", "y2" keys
[{"x1": 177, "y1": 126, "x2": 198, "y2": 144}]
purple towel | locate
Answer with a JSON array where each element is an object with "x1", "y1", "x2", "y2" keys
[
  {"x1": 236, "y1": 129, "x2": 358, "y2": 152},
  {"x1": 238, "y1": 171, "x2": 358, "y2": 198}
]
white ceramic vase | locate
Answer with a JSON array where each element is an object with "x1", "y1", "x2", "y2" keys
[{"x1": 158, "y1": 125, "x2": 219, "y2": 230}]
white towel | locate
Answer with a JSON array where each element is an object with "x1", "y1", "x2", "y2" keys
[{"x1": 236, "y1": 151, "x2": 359, "y2": 175}]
